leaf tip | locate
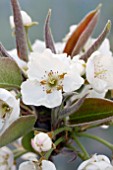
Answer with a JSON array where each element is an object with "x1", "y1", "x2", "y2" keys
[
  {"x1": 106, "y1": 20, "x2": 111, "y2": 31},
  {"x1": 48, "y1": 9, "x2": 52, "y2": 16},
  {"x1": 96, "y1": 3, "x2": 102, "y2": 11}
]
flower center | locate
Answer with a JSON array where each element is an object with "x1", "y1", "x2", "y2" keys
[
  {"x1": 94, "y1": 60, "x2": 107, "y2": 80},
  {"x1": 94, "y1": 70, "x2": 107, "y2": 78},
  {"x1": 40, "y1": 70, "x2": 66, "y2": 94},
  {"x1": 0, "y1": 101, "x2": 13, "y2": 120}
]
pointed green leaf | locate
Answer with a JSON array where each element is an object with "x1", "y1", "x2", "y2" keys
[
  {"x1": 22, "y1": 131, "x2": 35, "y2": 152},
  {"x1": 0, "y1": 57, "x2": 22, "y2": 89},
  {"x1": 0, "y1": 115, "x2": 36, "y2": 148},
  {"x1": 68, "y1": 98, "x2": 113, "y2": 126}
]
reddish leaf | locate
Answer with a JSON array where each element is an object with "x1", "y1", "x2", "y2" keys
[
  {"x1": 10, "y1": 0, "x2": 28, "y2": 61},
  {"x1": 63, "y1": 5, "x2": 101, "y2": 57}
]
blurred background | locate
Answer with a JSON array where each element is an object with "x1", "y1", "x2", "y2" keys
[
  {"x1": 1, "y1": 0, "x2": 113, "y2": 169},
  {"x1": 0, "y1": 0, "x2": 113, "y2": 50}
]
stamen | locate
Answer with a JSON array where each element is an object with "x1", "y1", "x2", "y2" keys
[
  {"x1": 46, "y1": 89, "x2": 52, "y2": 94},
  {"x1": 40, "y1": 70, "x2": 66, "y2": 94},
  {"x1": 40, "y1": 80, "x2": 47, "y2": 85},
  {"x1": 94, "y1": 70, "x2": 107, "y2": 78},
  {"x1": 59, "y1": 73, "x2": 66, "y2": 79}
]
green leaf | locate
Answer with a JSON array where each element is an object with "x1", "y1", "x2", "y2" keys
[
  {"x1": 0, "y1": 115, "x2": 36, "y2": 148},
  {"x1": 22, "y1": 131, "x2": 35, "y2": 152},
  {"x1": 0, "y1": 57, "x2": 22, "y2": 89},
  {"x1": 68, "y1": 98, "x2": 113, "y2": 126}
]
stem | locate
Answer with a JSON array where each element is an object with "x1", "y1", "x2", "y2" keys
[
  {"x1": 25, "y1": 28, "x2": 33, "y2": 52},
  {"x1": 45, "y1": 137, "x2": 65, "y2": 159},
  {"x1": 72, "y1": 135, "x2": 89, "y2": 160},
  {"x1": 66, "y1": 144, "x2": 85, "y2": 160},
  {"x1": 20, "y1": 102, "x2": 35, "y2": 115},
  {"x1": 13, "y1": 149, "x2": 28, "y2": 159},
  {"x1": 79, "y1": 133, "x2": 113, "y2": 151},
  {"x1": 53, "y1": 126, "x2": 72, "y2": 137}
]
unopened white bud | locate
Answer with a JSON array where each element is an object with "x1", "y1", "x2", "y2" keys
[{"x1": 31, "y1": 132, "x2": 52, "y2": 153}]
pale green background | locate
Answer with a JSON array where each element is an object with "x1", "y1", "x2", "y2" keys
[
  {"x1": 0, "y1": 0, "x2": 113, "y2": 50},
  {"x1": 1, "y1": 0, "x2": 113, "y2": 169}
]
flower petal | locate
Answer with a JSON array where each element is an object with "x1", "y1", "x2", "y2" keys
[
  {"x1": 44, "y1": 90, "x2": 62, "y2": 108},
  {"x1": 42, "y1": 160, "x2": 56, "y2": 170},
  {"x1": 21, "y1": 80, "x2": 46, "y2": 106},
  {"x1": 63, "y1": 71, "x2": 84, "y2": 92},
  {"x1": 28, "y1": 49, "x2": 68, "y2": 81}
]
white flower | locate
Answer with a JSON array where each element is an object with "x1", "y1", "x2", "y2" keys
[
  {"x1": 42, "y1": 160, "x2": 56, "y2": 170},
  {"x1": 98, "y1": 38, "x2": 112, "y2": 56},
  {"x1": 32, "y1": 39, "x2": 65, "y2": 54},
  {"x1": 8, "y1": 49, "x2": 27, "y2": 71},
  {"x1": 82, "y1": 85, "x2": 107, "y2": 99},
  {"x1": 86, "y1": 51, "x2": 113, "y2": 93},
  {"x1": 19, "y1": 160, "x2": 56, "y2": 170},
  {"x1": 0, "y1": 146, "x2": 16, "y2": 170},
  {"x1": 10, "y1": 10, "x2": 37, "y2": 28},
  {"x1": 0, "y1": 88, "x2": 20, "y2": 135},
  {"x1": 77, "y1": 154, "x2": 113, "y2": 170},
  {"x1": 21, "y1": 49, "x2": 84, "y2": 108},
  {"x1": 21, "y1": 152, "x2": 37, "y2": 161},
  {"x1": 71, "y1": 55, "x2": 86, "y2": 75},
  {"x1": 31, "y1": 132, "x2": 52, "y2": 153}
]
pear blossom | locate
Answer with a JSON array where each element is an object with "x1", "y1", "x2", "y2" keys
[
  {"x1": 0, "y1": 146, "x2": 16, "y2": 170},
  {"x1": 19, "y1": 160, "x2": 56, "y2": 170},
  {"x1": 32, "y1": 39, "x2": 65, "y2": 54},
  {"x1": 10, "y1": 10, "x2": 37, "y2": 28},
  {"x1": 31, "y1": 132, "x2": 52, "y2": 153},
  {"x1": 82, "y1": 85, "x2": 107, "y2": 99},
  {"x1": 77, "y1": 154, "x2": 113, "y2": 170},
  {"x1": 0, "y1": 88, "x2": 20, "y2": 135},
  {"x1": 21, "y1": 49, "x2": 84, "y2": 108},
  {"x1": 86, "y1": 51, "x2": 113, "y2": 93},
  {"x1": 71, "y1": 55, "x2": 86, "y2": 75},
  {"x1": 21, "y1": 152, "x2": 37, "y2": 161}
]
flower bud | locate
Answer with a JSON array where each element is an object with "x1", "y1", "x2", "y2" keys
[
  {"x1": 31, "y1": 132, "x2": 52, "y2": 153},
  {"x1": 10, "y1": 10, "x2": 37, "y2": 29},
  {"x1": 77, "y1": 154, "x2": 113, "y2": 170}
]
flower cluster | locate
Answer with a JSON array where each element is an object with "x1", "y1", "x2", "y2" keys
[{"x1": 0, "y1": 0, "x2": 113, "y2": 169}]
